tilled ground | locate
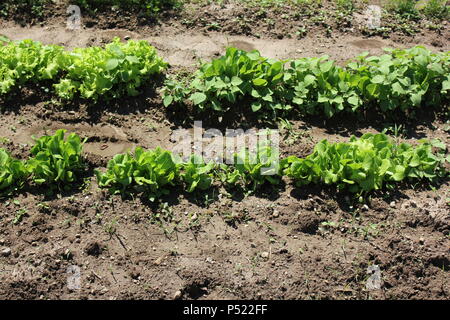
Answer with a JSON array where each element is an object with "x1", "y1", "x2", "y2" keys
[{"x1": 0, "y1": 17, "x2": 449, "y2": 300}]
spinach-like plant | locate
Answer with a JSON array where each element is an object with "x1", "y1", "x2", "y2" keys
[
  {"x1": 286, "y1": 56, "x2": 363, "y2": 117},
  {"x1": 163, "y1": 47, "x2": 289, "y2": 118},
  {"x1": 352, "y1": 47, "x2": 450, "y2": 113},
  {"x1": 163, "y1": 46, "x2": 449, "y2": 120}
]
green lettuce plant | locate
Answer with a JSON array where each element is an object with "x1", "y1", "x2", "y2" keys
[
  {"x1": 282, "y1": 133, "x2": 447, "y2": 194},
  {"x1": 55, "y1": 37, "x2": 167, "y2": 101},
  {"x1": 96, "y1": 147, "x2": 178, "y2": 200},
  {"x1": 0, "y1": 149, "x2": 28, "y2": 193},
  {"x1": 177, "y1": 154, "x2": 215, "y2": 192},
  {"x1": 0, "y1": 39, "x2": 64, "y2": 96},
  {"x1": 26, "y1": 129, "x2": 85, "y2": 187},
  {"x1": 220, "y1": 143, "x2": 281, "y2": 190}
]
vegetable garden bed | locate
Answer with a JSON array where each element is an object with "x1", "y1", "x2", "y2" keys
[{"x1": 0, "y1": 6, "x2": 449, "y2": 300}]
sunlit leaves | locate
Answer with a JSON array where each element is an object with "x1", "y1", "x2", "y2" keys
[{"x1": 282, "y1": 133, "x2": 447, "y2": 194}]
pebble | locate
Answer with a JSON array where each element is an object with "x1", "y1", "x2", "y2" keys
[
  {"x1": 173, "y1": 290, "x2": 182, "y2": 300},
  {"x1": 362, "y1": 204, "x2": 369, "y2": 211},
  {"x1": 260, "y1": 252, "x2": 269, "y2": 259},
  {"x1": 390, "y1": 201, "x2": 396, "y2": 208},
  {"x1": 272, "y1": 210, "x2": 279, "y2": 218},
  {"x1": 1, "y1": 247, "x2": 11, "y2": 257}
]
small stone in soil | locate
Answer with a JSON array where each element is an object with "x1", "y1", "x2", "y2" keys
[
  {"x1": 173, "y1": 290, "x2": 182, "y2": 300},
  {"x1": 1, "y1": 247, "x2": 11, "y2": 257}
]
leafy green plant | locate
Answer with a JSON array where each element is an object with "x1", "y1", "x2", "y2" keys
[
  {"x1": 387, "y1": 0, "x2": 420, "y2": 20},
  {"x1": 55, "y1": 37, "x2": 167, "y2": 101},
  {"x1": 177, "y1": 154, "x2": 215, "y2": 192},
  {"x1": 0, "y1": 39, "x2": 64, "y2": 96},
  {"x1": 74, "y1": 0, "x2": 182, "y2": 16},
  {"x1": 161, "y1": 76, "x2": 192, "y2": 107},
  {"x1": 0, "y1": 0, "x2": 49, "y2": 19},
  {"x1": 26, "y1": 129, "x2": 85, "y2": 187},
  {"x1": 421, "y1": 0, "x2": 449, "y2": 20},
  {"x1": 335, "y1": 0, "x2": 354, "y2": 12},
  {"x1": 163, "y1": 47, "x2": 289, "y2": 119},
  {"x1": 351, "y1": 47, "x2": 450, "y2": 113},
  {"x1": 0, "y1": 149, "x2": 28, "y2": 194},
  {"x1": 286, "y1": 55, "x2": 363, "y2": 117},
  {"x1": 0, "y1": 38, "x2": 167, "y2": 101},
  {"x1": 282, "y1": 133, "x2": 448, "y2": 195},
  {"x1": 220, "y1": 143, "x2": 281, "y2": 190},
  {"x1": 163, "y1": 46, "x2": 449, "y2": 120},
  {"x1": 96, "y1": 147, "x2": 178, "y2": 200}
]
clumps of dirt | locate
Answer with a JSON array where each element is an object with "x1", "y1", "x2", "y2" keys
[
  {"x1": 293, "y1": 211, "x2": 323, "y2": 235},
  {"x1": 84, "y1": 242, "x2": 104, "y2": 257},
  {"x1": 2, "y1": 0, "x2": 448, "y2": 45},
  {"x1": 183, "y1": 280, "x2": 210, "y2": 300},
  {"x1": 0, "y1": 280, "x2": 42, "y2": 300},
  {"x1": 429, "y1": 254, "x2": 450, "y2": 270},
  {"x1": 396, "y1": 195, "x2": 450, "y2": 234},
  {"x1": 48, "y1": 199, "x2": 83, "y2": 217}
]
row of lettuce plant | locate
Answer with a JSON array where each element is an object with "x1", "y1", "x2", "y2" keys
[
  {"x1": 162, "y1": 46, "x2": 450, "y2": 119},
  {"x1": 1, "y1": 38, "x2": 448, "y2": 119},
  {"x1": 1, "y1": 130, "x2": 447, "y2": 199},
  {"x1": 0, "y1": 37, "x2": 167, "y2": 101},
  {"x1": 0, "y1": 130, "x2": 85, "y2": 194}
]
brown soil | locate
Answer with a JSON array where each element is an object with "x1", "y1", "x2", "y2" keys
[{"x1": 0, "y1": 9, "x2": 449, "y2": 300}]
